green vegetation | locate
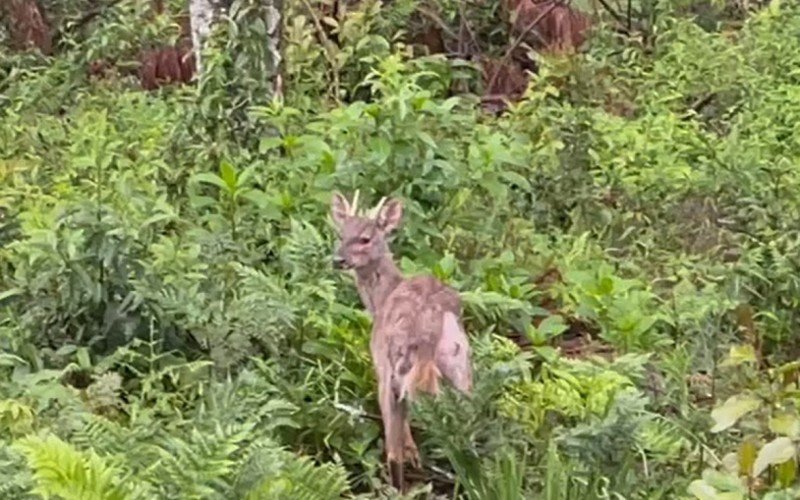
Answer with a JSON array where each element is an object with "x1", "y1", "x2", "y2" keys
[{"x1": 2, "y1": 0, "x2": 800, "y2": 498}]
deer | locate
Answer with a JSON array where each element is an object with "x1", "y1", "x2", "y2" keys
[{"x1": 329, "y1": 191, "x2": 473, "y2": 492}]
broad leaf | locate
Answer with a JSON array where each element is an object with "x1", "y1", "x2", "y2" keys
[
  {"x1": 753, "y1": 437, "x2": 796, "y2": 477},
  {"x1": 710, "y1": 394, "x2": 761, "y2": 433},
  {"x1": 769, "y1": 411, "x2": 800, "y2": 438},
  {"x1": 720, "y1": 344, "x2": 757, "y2": 367}
]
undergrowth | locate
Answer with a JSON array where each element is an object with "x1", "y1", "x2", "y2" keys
[{"x1": 2, "y1": 0, "x2": 800, "y2": 498}]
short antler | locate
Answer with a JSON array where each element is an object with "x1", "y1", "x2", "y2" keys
[
  {"x1": 367, "y1": 197, "x2": 387, "y2": 219},
  {"x1": 345, "y1": 190, "x2": 387, "y2": 219},
  {"x1": 349, "y1": 190, "x2": 360, "y2": 216}
]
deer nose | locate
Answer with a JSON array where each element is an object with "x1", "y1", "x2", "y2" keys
[{"x1": 332, "y1": 255, "x2": 346, "y2": 269}]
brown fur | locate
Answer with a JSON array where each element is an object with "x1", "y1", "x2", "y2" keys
[{"x1": 330, "y1": 192, "x2": 473, "y2": 492}]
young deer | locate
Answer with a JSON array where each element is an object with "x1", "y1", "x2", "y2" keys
[{"x1": 330, "y1": 191, "x2": 473, "y2": 492}]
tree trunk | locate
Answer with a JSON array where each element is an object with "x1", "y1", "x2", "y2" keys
[
  {"x1": 188, "y1": 0, "x2": 282, "y2": 96},
  {"x1": 188, "y1": 0, "x2": 222, "y2": 76}
]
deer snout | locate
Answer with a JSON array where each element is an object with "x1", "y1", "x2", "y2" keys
[{"x1": 332, "y1": 254, "x2": 347, "y2": 269}]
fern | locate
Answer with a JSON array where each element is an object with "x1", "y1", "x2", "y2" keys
[
  {"x1": 13, "y1": 433, "x2": 146, "y2": 500},
  {"x1": 636, "y1": 417, "x2": 689, "y2": 463},
  {"x1": 69, "y1": 414, "x2": 130, "y2": 457},
  {"x1": 274, "y1": 453, "x2": 351, "y2": 500},
  {"x1": 0, "y1": 441, "x2": 33, "y2": 499},
  {"x1": 142, "y1": 422, "x2": 253, "y2": 499},
  {"x1": 235, "y1": 437, "x2": 351, "y2": 500}
]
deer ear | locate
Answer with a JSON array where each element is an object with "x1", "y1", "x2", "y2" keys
[
  {"x1": 331, "y1": 192, "x2": 350, "y2": 228},
  {"x1": 376, "y1": 198, "x2": 403, "y2": 233}
]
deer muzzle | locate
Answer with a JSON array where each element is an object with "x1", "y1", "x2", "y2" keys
[{"x1": 332, "y1": 254, "x2": 349, "y2": 270}]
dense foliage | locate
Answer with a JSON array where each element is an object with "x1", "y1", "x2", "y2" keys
[{"x1": 2, "y1": 0, "x2": 800, "y2": 498}]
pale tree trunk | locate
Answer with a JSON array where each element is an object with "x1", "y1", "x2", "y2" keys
[
  {"x1": 188, "y1": 0, "x2": 222, "y2": 77},
  {"x1": 188, "y1": 0, "x2": 282, "y2": 97},
  {"x1": 264, "y1": 0, "x2": 283, "y2": 98}
]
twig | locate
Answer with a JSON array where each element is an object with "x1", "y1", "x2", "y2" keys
[
  {"x1": 458, "y1": 0, "x2": 480, "y2": 57},
  {"x1": 626, "y1": 0, "x2": 632, "y2": 31},
  {"x1": 415, "y1": 6, "x2": 460, "y2": 41},
  {"x1": 486, "y1": 0, "x2": 566, "y2": 94},
  {"x1": 680, "y1": 92, "x2": 717, "y2": 121},
  {"x1": 595, "y1": 0, "x2": 628, "y2": 28},
  {"x1": 299, "y1": 0, "x2": 341, "y2": 102}
]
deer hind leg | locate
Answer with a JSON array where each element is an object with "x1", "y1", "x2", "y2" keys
[
  {"x1": 378, "y1": 368, "x2": 407, "y2": 491},
  {"x1": 403, "y1": 421, "x2": 420, "y2": 469},
  {"x1": 435, "y1": 312, "x2": 473, "y2": 394}
]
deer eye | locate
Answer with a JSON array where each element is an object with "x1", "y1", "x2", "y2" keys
[{"x1": 358, "y1": 236, "x2": 371, "y2": 245}]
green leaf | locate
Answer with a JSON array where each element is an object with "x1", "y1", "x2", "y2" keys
[
  {"x1": 597, "y1": 276, "x2": 615, "y2": 295},
  {"x1": 498, "y1": 171, "x2": 531, "y2": 190},
  {"x1": 220, "y1": 160, "x2": 238, "y2": 192},
  {"x1": 769, "y1": 411, "x2": 800, "y2": 438},
  {"x1": 369, "y1": 137, "x2": 391, "y2": 165},
  {"x1": 532, "y1": 346, "x2": 559, "y2": 363},
  {"x1": 0, "y1": 287, "x2": 23, "y2": 303},
  {"x1": 76, "y1": 348, "x2": 91, "y2": 369},
  {"x1": 710, "y1": 394, "x2": 761, "y2": 433},
  {"x1": 537, "y1": 315, "x2": 569, "y2": 338},
  {"x1": 415, "y1": 131, "x2": 437, "y2": 150},
  {"x1": 777, "y1": 459, "x2": 797, "y2": 488},
  {"x1": 259, "y1": 136, "x2": 283, "y2": 153},
  {"x1": 738, "y1": 439, "x2": 757, "y2": 476},
  {"x1": 688, "y1": 480, "x2": 744, "y2": 500},
  {"x1": 720, "y1": 344, "x2": 757, "y2": 367},
  {"x1": 688, "y1": 480, "x2": 719, "y2": 500},
  {"x1": 753, "y1": 437, "x2": 796, "y2": 477},
  {"x1": 702, "y1": 468, "x2": 746, "y2": 493},
  {"x1": 192, "y1": 173, "x2": 227, "y2": 190}
]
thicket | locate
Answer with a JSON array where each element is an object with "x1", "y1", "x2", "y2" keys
[{"x1": 2, "y1": 0, "x2": 800, "y2": 498}]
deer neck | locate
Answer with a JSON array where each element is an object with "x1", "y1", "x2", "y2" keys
[{"x1": 355, "y1": 254, "x2": 403, "y2": 316}]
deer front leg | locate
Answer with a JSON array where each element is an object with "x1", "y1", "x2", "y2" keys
[{"x1": 377, "y1": 368, "x2": 406, "y2": 491}]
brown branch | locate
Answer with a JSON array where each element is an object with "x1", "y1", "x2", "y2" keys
[
  {"x1": 595, "y1": 0, "x2": 628, "y2": 29},
  {"x1": 626, "y1": 0, "x2": 632, "y2": 32},
  {"x1": 299, "y1": 0, "x2": 341, "y2": 102},
  {"x1": 680, "y1": 93, "x2": 717, "y2": 121},
  {"x1": 415, "y1": 6, "x2": 460, "y2": 41},
  {"x1": 458, "y1": 0, "x2": 480, "y2": 57},
  {"x1": 486, "y1": 0, "x2": 567, "y2": 94}
]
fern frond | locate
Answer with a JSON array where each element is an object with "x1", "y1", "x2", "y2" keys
[
  {"x1": 0, "y1": 441, "x2": 33, "y2": 498},
  {"x1": 235, "y1": 437, "x2": 351, "y2": 500},
  {"x1": 70, "y1": 414, "x2": 129, "y2": 456},
  {"x1": 277, "y1": 454, "x2": 351, "y2": 500},
  {"x1": 636, "y1": 417, "x2": 689, "y2": 462},
  {"x1": 13, "y1": 433, "x2": 145, "y2": 500},
  {"x1": 141, "y1": 422, "x2": 253, "y2": 498}
]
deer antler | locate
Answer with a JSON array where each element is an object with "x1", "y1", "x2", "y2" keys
[
  {"x1": 349, "y1": 190, "x2": 360, "y2": 216},
  {"x1": 348, "y1": 190, "x2": 388, "y2": 219},
  {"x1": 368, "y1": 196, "x2": 387, "y2": 219}
]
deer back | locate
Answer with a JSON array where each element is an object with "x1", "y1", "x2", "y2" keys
[{"x1": 373, "y1": 275, "x2": 470, "y2": 399}]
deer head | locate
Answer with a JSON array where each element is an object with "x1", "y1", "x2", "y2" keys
[{"x1": 330, "y1": 191, "x2": 403, "y2": 271}]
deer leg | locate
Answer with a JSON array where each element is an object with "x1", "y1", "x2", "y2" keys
[
  {"x1": 403, "y1": 421, "x2": 420, "y2": 469},
  {"x1": 378, "y1": 369, "x2": 406, "y2": 492}
]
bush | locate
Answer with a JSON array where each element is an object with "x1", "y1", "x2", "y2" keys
[{"x1": 3, "y1": 0, "x2": 800, "y2": 498}]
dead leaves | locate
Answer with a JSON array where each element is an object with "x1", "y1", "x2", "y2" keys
[
  {"x1": 482, "y1": 0, "x2": 592, "y2": 112},
  {"x1": 4, "y1": 0, "x2": 52, "y2": 55},
  {"x1": 504, "y1": 0, "x2": 591, "y2": 55}
]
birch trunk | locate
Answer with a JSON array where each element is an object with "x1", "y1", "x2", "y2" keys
[
  {"x1": 188, "y1": 0, "x2": 222, "y2": 77},
  {"x1": 188, "y1": 0, "x2": 282, "y2": 97}
]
